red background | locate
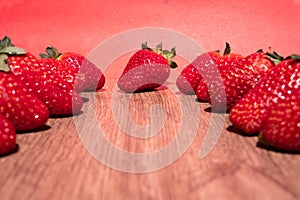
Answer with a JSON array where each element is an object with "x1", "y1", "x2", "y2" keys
[{"x1": 1, "y1": 0, "x2": 300, "y2": 76}]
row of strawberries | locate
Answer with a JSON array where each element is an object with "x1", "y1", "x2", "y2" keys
[
  {"x1": 116, "y1": 42, "x2": 299, "y2": 152},
  {"x1": 0, "y1": 36, "x2": 105, "y2": 155},
  {"x1": 176, "y1": 43, "x2": 300, "y2": 152},
  {"x1": 0, "y1": 38, "x2": 299, "y2": 155}
]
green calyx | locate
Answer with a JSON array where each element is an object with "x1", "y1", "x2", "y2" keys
[
  {"x1": 214, "y1": 42, "x2": 231, "y2": 56},
  {"x1": 223, "y1": 42, "x2": 231, "y2": 55},
  {"x1": 40, "y1": 46, "x2": 62, "y2": 59},
  {"x1": 266, "y1": 51, "x2": 284, "y2": 65},
  {"x1": 0, "y1": 36, "x2": 14, "y2": 50},
  {"x1": 0, "y1": 36, "x2": 26, "y2": 72},
  {"x1": 141, "y1": 42, "x2": 177, "y2": 68},
  {"x1": 286, "y1": 54, "x2": 300, "y2": 63},
  {"x1": 263, "y1": 50, "x2": 300, "y2": 64},
  {"x1": 0, "y1": 54, "x2": 10, "y2": 72},
  {"x1": 0, "y1": 36, "x2": 26, "y2": 55}
]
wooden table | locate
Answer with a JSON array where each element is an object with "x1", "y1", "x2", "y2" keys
[{"x1": 1, "y1": 79, "x2": 299, "y2": 200}]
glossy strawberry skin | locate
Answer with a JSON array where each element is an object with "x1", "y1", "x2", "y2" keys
[
  {"x1": 117, "y1": 49, "x2": 170, "y2": 93},
  {"x1": 206, "y1": 52, "x2": 275, "y2": 112},
  {"x1": 7, "y1": 53, "x2": 83, "y2": 116},
  {"x1": 59, "y1": 52, "x2": 106, "y2": 91},
  {"x1": 240, "y1": 52, "x2": 275, "y2": 87},
  {"x1": 176, "y1": 52, "x2": 220, "y2": 94},
  {"x1": 259, "y1": 94, "x2": 300, "y2": 152},
  {"x1": 35, "y1": 84, "x2": 83, "y2": 116},
  {"x1": 41, "y1": 58, "x2": 86, "y2": 92},
  {"x1": 195, "y1": 79, "x2": 209, "y2": 101},
  {"x1": 230, "y1": 59, "x2": 300, "y2": 135},
  {"x1": 0, "y1": 72, "x2": 49, "y2": 131},
  {"x1": 0, "y1": 114, "x2": 16, "y2": 155},
  {"x1": 196, "y1": 53, "x2": 243, "y2": 110}
]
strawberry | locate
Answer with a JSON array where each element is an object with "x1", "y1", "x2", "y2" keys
[
  {"x1": 192, "y1": 43, "x2": 243, "y2": 108},
  {"x1": 0, "y1": 72, "x2": 49, "y2": 131},
  {"x1": 239, "y1": 50, "x2": 277, "y2": 87},
  {"x1": 204, "y1": 50, "x2": 276, "y2": 112},
  {"x1": 259, "y1": 93, "x2": 300, "y2": 152},
  {"x1": 117, "y1": 43, "x2": 177, "y2": 93},
  {"x1": 195, "y1": 79, "x2": 209, "y2": 101},
  {"x1": 176, "y1": 51, "x2": 220, "y2": 94},
  {"x1": 229, "y1": 56, "x2": 300, "y2": 137},
  {"x1": 41, "y1": 46, "x2": 105, "y2": 91},
  {"x1": 36, "y1": 84, "x2": 83, "y2": 116},
  {"x1": 0, "y1": 114, "x2": 17, "y2": 155},
  {"x1": 40, "y1": 47, "x2": 86, "y2": 92},
  {"x1": 40, "y1": 57, "x2": 86, "y2": 92},
  {"x1": 0, "y1": 36, "x2": 83, "y2": 116}
]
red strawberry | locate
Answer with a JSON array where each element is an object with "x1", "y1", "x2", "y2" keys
[
  {"x1": 239, "y1": 51, "x2": 277, "y2": 87},
  {"x1": 195, "y1": 79, "x2": 209, "y2": 101},
  {"x1": 176, "y1": 51, "x2": 220, "y2": 94},
  {"x1": 0, "y1": 72, "x2": 49, "y2": 131},
  {"x1": 206, "y1": 50, "x2": 276, "y2": 112},
  {"x1": 0, "y1": 114, "x2": 16, "y2": 155},
  {"x1": 229, "y1": 56, "x2": 300, "y2": 136},
  {"x1": 259, "y1": 93, "x2": 300, "y2": 152},
  {"x1": 198, "y1": 53, "x2": 243, "y2": 102},
  {"x1": 193, "y1": 43, "x2": 243, "y2": 109},
  {"x1": 42, "y1": 46, "x2": 105, "y2": 91},
  {"x1": 0, "y1": 36, "x2": 83, "y2": 116},
  {"x1": 61, "y1": 53, "x2": 105, "y2": 91},
  {"x1": 40, "y1": 56, "x2": 86, "y2": 92},
  {"x1": 117, "y1": 43, "x2": 177, "y2": 93},
  {"x1": 36, "y1": 84, "x2": 83, "y2": 116}
]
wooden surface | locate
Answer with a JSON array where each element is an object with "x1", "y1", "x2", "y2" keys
[{"x1": 1, "y1": 79, "x2": 300, "y2": 200}]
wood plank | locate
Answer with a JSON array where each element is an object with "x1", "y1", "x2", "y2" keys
[{"x1": 0, "y1": 79, "x2": 299, "y2": 200}]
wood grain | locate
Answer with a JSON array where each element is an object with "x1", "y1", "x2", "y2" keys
[{"x1": 0, "y1": 79, "x2": 299, "y2": 200}]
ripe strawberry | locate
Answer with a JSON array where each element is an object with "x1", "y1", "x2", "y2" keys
[
  {"x1": 0, "y1": 72, "x2": 49, "y2": 131},
  {"x1": 117, "y1": 43, "x2": 177, "y2": 93},
  {"x1": 192, "y1": 43, "x2": 243, "y2": 109},
  {"x1": 239, "y1": 50, "x2": 277, "y2": 87},
  {"x1": 205, "y1": 50, "x2": 276, "y2": 112},
  {"x1": 42, "y1": 46, "x2": 105, "y2": 91},
  {"x1": 176, "y1": 51, "x2": 220, "y2": 94},
  {"x1": 259, "y1": 93, "x2": 300, "y2": 152},
  {"x1": 229, "y1": 56, "x2": 300, "y2": 136},
  {"x1": 0, "y1": 36, "x2": 83, "y2": 116},
  {"x1": 40, "y1": 56, "x2": 86, "y2": 92},
  {"x1": 195, "y1": 79, "x2": 209, "y2": 101},
  {"x1": 0, "y1": 114, "x2": 16, "y2": 155}
]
